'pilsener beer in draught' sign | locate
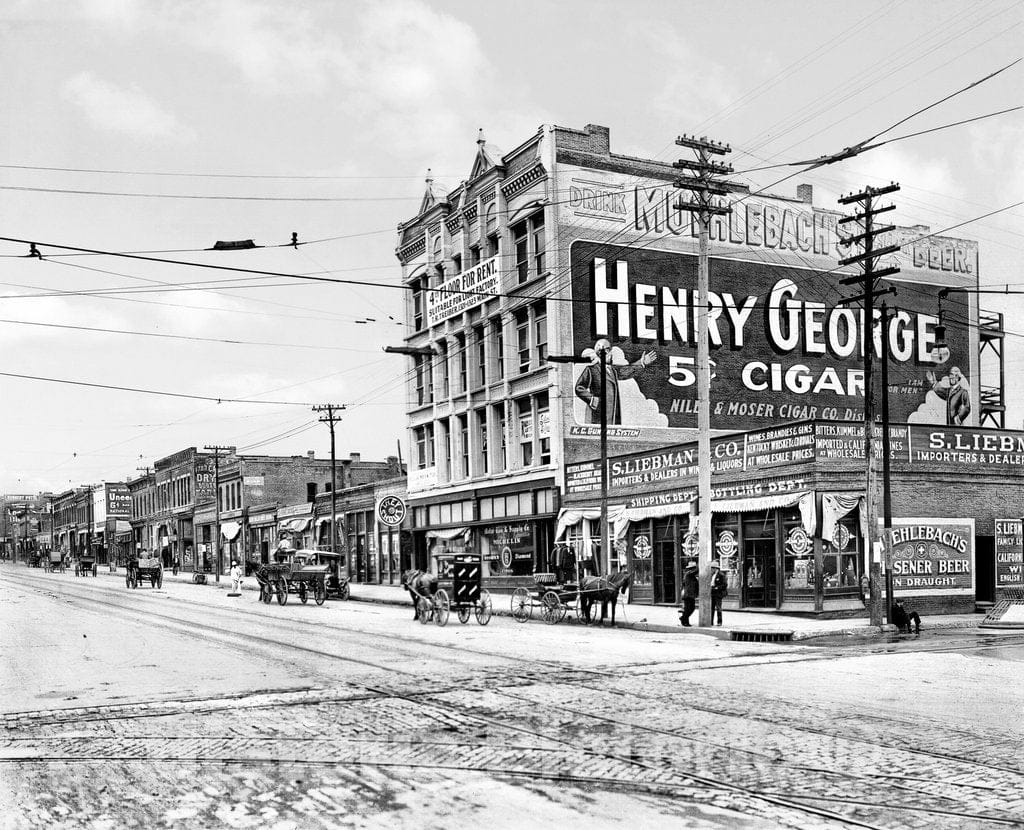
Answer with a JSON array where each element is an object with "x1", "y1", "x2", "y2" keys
[{"x1": 886, "y1": 518, "x2": 975, "y2": 596}]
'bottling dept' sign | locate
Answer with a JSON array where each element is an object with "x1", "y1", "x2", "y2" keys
[
  {"x1": 887, "y1": 519, "x2": 974, "y2": 596},
  {"x1": 995, "y1": 519, "x2": 1024, "y2": 588},
  {"x1": 569, "y1": 241, "x2": 973, "y2": 433},
  {"x1": 426, "y1": 256, "x2": 499, "y2": 327}
]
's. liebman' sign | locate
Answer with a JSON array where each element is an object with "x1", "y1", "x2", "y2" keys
[
  {"x1": 887, "y1": 518, "x2": 974, "y2": 596},
  {"x1": 426, "y1": 256, "x2": 499, "y2": 326},
  {"x1": 995, "y1": 519, "x2": 1024, "y2": 589},
  {"x1": 569, "y1": 241, "x2": 973, "y2": 433}
]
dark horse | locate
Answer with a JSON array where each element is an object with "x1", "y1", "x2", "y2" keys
[
  {"x1": 401, "y1": 569, "x2": 438, "y2": 620},
  {"x1": 579, "y1": 568, "x2": 631, "y2": 626}
]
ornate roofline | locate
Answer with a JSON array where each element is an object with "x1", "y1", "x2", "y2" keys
[{"x1": 500, "y1": 163, "x2": 547, "y2": 200}]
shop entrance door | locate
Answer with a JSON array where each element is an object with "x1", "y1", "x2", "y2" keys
[
  {"x1": 743, "y1": 539, "x2": 777, "y2": 608},
  {"x1": 653, "y1": 531, "x2": 676, "y2": 605}
]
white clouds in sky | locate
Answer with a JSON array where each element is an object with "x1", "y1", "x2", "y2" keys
[{"x1": 61, "y1": 71, "x2": 195, "y2": 141}]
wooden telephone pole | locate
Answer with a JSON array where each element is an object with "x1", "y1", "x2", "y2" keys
[
  {"x1": 203, "y1": 445, "x2": 234, "y2": 583},
  {"x1": 313, "y1": 404, "x2": 346, "y2": 572},
  {"x1": 838, "y1": 183, "x2": 900, "y2": 627},
  {"x1": 673, "y1": 134, "x2": 738, "y2": 627}
]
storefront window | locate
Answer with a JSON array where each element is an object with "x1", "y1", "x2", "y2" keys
[
  {"x1": 782, "y1": 508, "x2": 814, "y2": 599},
  {"x1": 823, "y1": 515, "x2": 861, "y2": 594},
  {"x1": 711, "y1": 513, "x2": 741, "y2": 595}
]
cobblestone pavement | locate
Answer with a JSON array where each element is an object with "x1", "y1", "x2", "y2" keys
[{"x1": 2, "y1": 567, "x2": 1022, "y2": 829}]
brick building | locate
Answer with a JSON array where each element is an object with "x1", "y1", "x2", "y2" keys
[{"x1": 395, "y1": 122, "x2": 1009, "y2": 612}]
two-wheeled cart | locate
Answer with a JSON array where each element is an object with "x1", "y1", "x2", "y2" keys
[
  {"x1": 75, "y1": 554, "x2": 98, "y2": 577},
  {"x1": 46, "y1": 550, "x2": 65, "y2": 574}
]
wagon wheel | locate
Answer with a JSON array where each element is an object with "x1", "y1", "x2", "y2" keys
[
  {"x1": 155, "y1": 569, "x2": 163, "y2": 589},
  {"x1": 457, "y1": 605, "x2": 471, "y2": 624},
  {"x1": 339, "y1": 581, "x2": 351, "y2": 601},
  {"x1": 541, "y1": 591, "x2": 562, "y2": 625},
  {"x1": 475, "y1": 590, "x2": 493, "y2": 626},
  {"x1": 314, "y1": 579, "x2": 326, "y2": 606},
  {"x1": 298, "y1": 582, "x2": 308, "y2": 604},
  {"x1": 433, "y1": 589, "x2": 450, "y2": 627},
  {"x1": 511, "y1": 587, "x2": 532, "y2": 623},
  {"x1": 275, "y1": 577, "x2": 289, "y2": 605},
  {"x1": 417, "y1": 596, "x2": 432, "y2": 625}
]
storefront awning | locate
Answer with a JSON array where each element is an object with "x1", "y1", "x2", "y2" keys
[
  {"x1": 221, "y1": 521, "x2": 241, "y2": 541},
  {"x1": 279, "y1": 517, "x2": 311, "y2": 533},
  {"x1": 427, "y1": 526, "x2": 469, "y2": 541},
  {"x1": 710, "y1": 491, "x2": 816, "y2": 535},
  {"x1": 115, "y1": 520, "x2": 132, "y2": 533},
  {"x1": 555, "y1": 506, "x2": 630, "y2": 541},
  {"x1": 821, "y1": 493, "x2": 866, "y2": 546}
]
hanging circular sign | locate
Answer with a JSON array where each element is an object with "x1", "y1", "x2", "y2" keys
[
  {"x1": 786, "y1": 527, "x2": 812, "y2": 557},
  {"x1": 376, "y1": 496, "x2": 407, "y2": 527},
  {"x1": 832, "y1": 523, "x2": 851, "y2": 552},
  {"x1": 683, "y1": 530, "x2": 699, "y2": 558},
  {"x1": 715, "y1": 530, "x2": 738, "y2": 559},
  {"x1": 633, "y1": 535, "x2": 652, "y2": 560}
]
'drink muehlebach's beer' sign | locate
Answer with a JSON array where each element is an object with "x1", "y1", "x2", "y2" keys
[
  {"x1": 569, "y1": 242, "x2": 972, "y2": 432},
  {"x1": 887, "y1": 518, "x2": 974, "y2": 596}
]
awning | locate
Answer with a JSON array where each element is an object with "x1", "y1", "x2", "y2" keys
[
  {"x1": 554, "y1": 505, "x2": 629, "y2": 541},
  {"x1": 221, "y1": 521, "x2": 241, "y2": 541},
  {"x1": 710, "y1": 491, "x2": 816, "y2": 535},
  {"x1": 821, "y1": 493, "x2": 866, "y2": 546},
  {"x1": 115, "y1": 520, "x2": 132, "y2": 533},
  {"x1": 279, "y1": 517, "x2": 312, "y2": 533},
  {"x1": 427, "y1": 526, "x2": 469, "y2": 541}
]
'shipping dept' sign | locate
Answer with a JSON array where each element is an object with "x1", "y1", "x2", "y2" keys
[
  {"x1": 887, "y1": 519, "x2": 974, "y2": 596},
  {"x1": 994, "y1": 519, "x2": 1024, "y2": 589},
  {"x1": 569, "y1": 242, "x2": 972, "y2": 433}
]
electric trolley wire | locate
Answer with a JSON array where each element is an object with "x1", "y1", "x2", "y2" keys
[
  {"x1": 0, "y1": 163, "x2": 459, "y2": 180},
  {"x1": 0, "y1": 185, "x2": 421, "y2": 202}
]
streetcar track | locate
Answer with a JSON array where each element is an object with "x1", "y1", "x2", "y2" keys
[{"x1": 5, "y1": 570, "x2": 1019, "y2": 830}]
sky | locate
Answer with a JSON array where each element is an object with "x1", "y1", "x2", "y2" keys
[{"x1": 0, "y1": 0, "x2": 1021, "y2": 495}]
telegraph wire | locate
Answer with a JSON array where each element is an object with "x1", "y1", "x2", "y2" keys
[
  {"x1": 0, "y1": 371, "x2": 316, "y2": 406},
  {"x1": 0, "y1": 163, "x2": 458, "y2": 180},
  {"x1": 0, "y1": 184, "x2": 420, "y2": 202}
]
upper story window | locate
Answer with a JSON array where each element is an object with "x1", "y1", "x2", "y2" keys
[
  {"x1": 411, "y1": 277, "x2": 425, "y2": 330},
  {"x1": 469, "y1": 244, "x2": 481, "y2": 268},
  {"x1": 511, "y1": 211, "x2": 545, "y2": 284},
  {"x1": 452, "y1": 253, "x2": 462, "y2": 275},
  {"x1": 515, "y1": 309, "x2": 530, "y2": 374},
  {"x1": 413, "y1": 424, "x2": 435, "y2": 470},
  {"x1": 534, "y1": 301, "x2": 548, "y2": 365},
  {"x1": 438, "y1": 340, "x2": 450, "y2": 398},
  {"x1": 485, "y1": 204, "x2": 499, "y2": 259},
  {"x1": 432, "y1": 236, "x2": 444, "y2": 281},
  {"x1": 454, "y1": 333, "x2": 467, "y2": 393},
  {"x1": 473, "y1": 325, "x2": 486, "y2": 387},
  {"x1": 414, "y1": 354, "x2": 434, "y2": 406},
  {"x1": 491, "y1": 317, "x2": 505, "y2": 379}
]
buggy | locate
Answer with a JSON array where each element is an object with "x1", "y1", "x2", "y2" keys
[
  {"x1": 75, "y1": 553, "x2": 98, "y2": 577},
  {"x1": 126, "y1": 556, "x2": 163, "y2": 589}
]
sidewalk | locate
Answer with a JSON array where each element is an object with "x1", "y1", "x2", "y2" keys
[{"x1": 128, "y1": 567, "x2": 982, "y2": 642}]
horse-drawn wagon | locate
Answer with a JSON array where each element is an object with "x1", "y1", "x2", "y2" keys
[
  {"x1": 403, "y1": 554, "x2": 492, "y2": 627},
  {"x1": 511, "y1": 565, "x2": 630, "y2": 626},
  {"x1": 126, "y1": 556, "x2": 163, "y2": 589},
  {"x1": 45, "y1": 550, "x2": 65, "y2": 574},
  {"x1": 255, "y1": 550, "x2": 328, "y2": 606},
  {"x1": 74, "y1": 553, "x2": 98, "y2": 577}
]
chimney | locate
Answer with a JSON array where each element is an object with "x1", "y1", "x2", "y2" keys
[
  {"x1": 349, "y1": 452, "x2": 361, "y2": 463},
  {"x1": 307, "y1": 450, "x2": 315, "y2": 459},
  {"x1": 796, "y1": 184, "x2": 813, "y2": 204}
]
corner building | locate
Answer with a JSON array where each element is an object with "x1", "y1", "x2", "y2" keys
[{"x1": 397, "y1": 123, "x2": 1014, "y2": 611}]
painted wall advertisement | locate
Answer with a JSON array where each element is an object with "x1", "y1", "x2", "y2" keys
[
  {"x1": 105, "y1": 483, "x2": 131, "y2": 517},
  {"x1": 194, "y1": 457, "x2": 216, "y2": 504},
  {"x1": 886, "y1": 518, "x2": 974, "y2": 596},
  {"x1": 569, "y1": 240, "x2": 974, "y2": 433},
  {"x1": 994, "y1": 519, "x2": 1024, "y2": 589}
]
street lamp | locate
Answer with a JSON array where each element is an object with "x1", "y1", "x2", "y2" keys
[{"x1": 549, "y1": 345, "x2": 609, "y2": 576}]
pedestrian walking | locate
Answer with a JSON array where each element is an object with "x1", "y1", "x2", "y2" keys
[
  {"x1": 229, "y1": 560, "x2": 243, "y2": 597},
  {"x1": 709, "y1": 560, "x2": 728, "y2": 626},
  {"x1": 679, "y1": 558, "x2": 698, "y2": 626}
]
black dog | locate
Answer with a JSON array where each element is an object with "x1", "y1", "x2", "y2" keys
[{"x1": 890, "y1": 600, "x2": 921, "y2": 634}]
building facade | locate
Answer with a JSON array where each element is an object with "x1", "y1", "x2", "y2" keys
[{"x1": 396, "y1": 122, "x2": 1001, "y2": 610}]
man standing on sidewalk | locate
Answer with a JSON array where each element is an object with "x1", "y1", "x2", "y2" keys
[
  {"x1": 229, "y1": 560, "x2": 243, "y2": 597},
  {"x1": 679, "y1": 559, "x2": 698, "y2": 626},
  {"x1": 709, "y1": 561, "x2": 728, "y2": 626}
]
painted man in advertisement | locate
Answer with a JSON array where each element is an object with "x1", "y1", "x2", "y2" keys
[
  {"x1": 574, "y1": 338, "x2": 658, "y2": 425},
  {"x1": 926, "y1": 365, "x2": 971, "y2": 426}
]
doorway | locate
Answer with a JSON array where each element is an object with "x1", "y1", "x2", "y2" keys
[
  {"x1": 653, "y1": 518, "x2": 678, "y2": 605},
  {"x1": 976, "y1": 536, "x2": 995, "y2": 604},
  {"x1": 744, "y1": 538, "x2": 777, "y2": 608}
]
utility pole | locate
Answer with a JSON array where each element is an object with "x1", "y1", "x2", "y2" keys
[
  {"x1": 880, "y1": 301, "x2": 895, "y2": 624},
  {"x1": 673, "y1": 134, "x2": 737, "y2": 628},
  {"x1": 203, "y1": 445, "x2": 234, "y2": 583},
  {"x1": 313, "y1": 404, "x2": 346, "y2": 574},
  {"x1": 838, "y1": 183, "x2": 900, "y2": 628}
]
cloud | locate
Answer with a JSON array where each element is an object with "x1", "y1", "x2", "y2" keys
[{"x1": 61, "y1": 71, "x2": 195, "y2": 141}]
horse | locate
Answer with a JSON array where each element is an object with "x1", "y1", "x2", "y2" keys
[
  {"x1": 579, "y1": 568, "x2": 631, "y2": 626},
  {"x1": 401, "y1": 569, "x2": 438, "y2": 620}
]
